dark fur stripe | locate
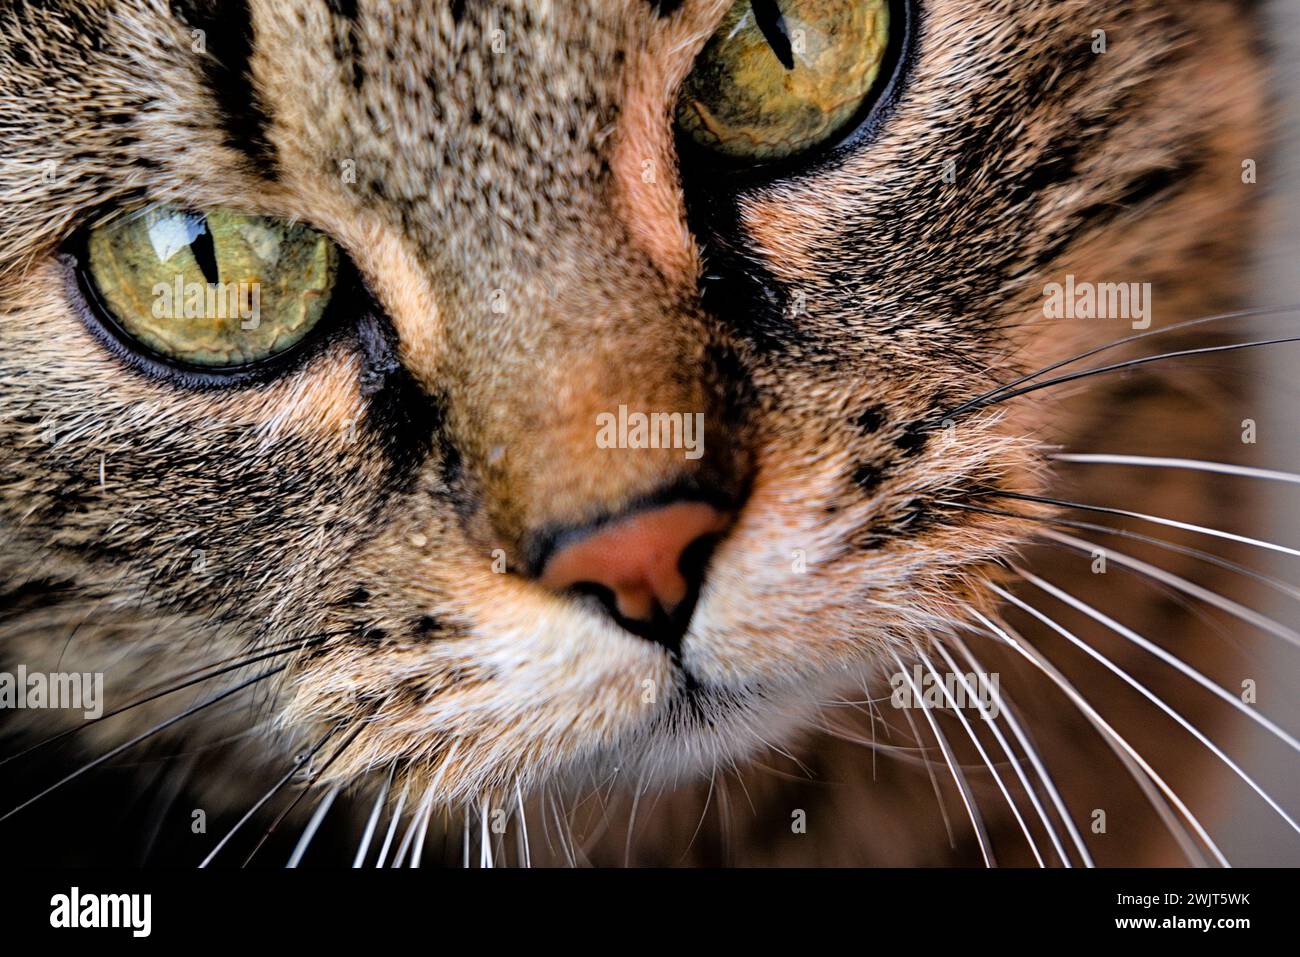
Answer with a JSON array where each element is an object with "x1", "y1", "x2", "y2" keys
[
  {"x1": 325, "y1": 0, "x2": 359, "y2": 19},
  {"x1": 169, "y1": 0, "x2": 279, "y2": 176},
  {"x1": 648, "y1": 0, "x2": 684, "y2": 16}
]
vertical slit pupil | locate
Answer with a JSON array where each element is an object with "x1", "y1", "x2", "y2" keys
[
  {"x1": 750, "y1": 0, "x2": 795, "y2": 70},
  {"x1": 188, "y1": 218, "x2": 221, "y2": 286}
]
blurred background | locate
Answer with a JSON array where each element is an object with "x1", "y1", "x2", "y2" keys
[{"x1": 1223, "y1": 0, "x2": 1300, "y2": 865}]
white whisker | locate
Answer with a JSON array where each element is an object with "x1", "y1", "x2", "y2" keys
[
  {"x1": 891, "y1": 649, "x2": 995, "y2": 866},
  {"x1": 410, "y1": 741, "x2": 459, "y2": 868},
  {"x1": 1054, "y1": 453, "x2": 1300, "y2": 486},
  {"x1": 716, "y1": 772, "x2": 734, "y2": 866},
  {"x1": 998, "y1": 578, "x2": 1300, "y2": 840},
  {"x1": 480, "y1": 796, "x2": 493, "y2": 869},
  {"x1": 999, "y1": 491, "x2": 1300, "y2": 560},
  {"x1": 197, "y1": 723, "x2": 337, "y2": 869},
  {"x1": 946, "y1": 500, "x2": 1300, "y2": 606},
  {"x1": 462, "y1": 802, "x2": 471, "y2": 868},
  {"x1": 623, "y1": 775, "x2": 644, "y2": 867},
  {"x1": 683, "y1": 766, "x2": 718, "y2": 863},
  {"x1": 916, "y1": 644, "x2": 1044, "y2": 866},
  {"x1": 893, "y1": 678, "x2": 959, "y2": 849},
  {"x1": 515, "y1": 780, "x2": 531, "y2": 869},
  {"x1": 409, "y1": 793, "x2": 435, "y2": 869},
  {"x1": 352, "y1": 765, "x2": 393, "y2": 868},
  {"x1": 549, "y1": 788, "x2": 577, "y2": 868},
  {"x1": 286, "y1": 784, "x2": 339, "y2": 868},
  {"x1": 950, "y1": 633, "x2": 1094, "y2": 867},
  {"x1": 1040, "y1": 529, "x2": 1300, "y2": 648},
  {"x1": 373, "y1": 777, "x2": 409, "y2": 868},
  {"x1": 973, "y1": 601, "x2": 1227, "y2": 866},
  {"x1": 392, "y1": 786, "x2": 434, "y2": 868},
  {"x1": 1016, "y1": 556, "x2": 1300, "y2": 754}
]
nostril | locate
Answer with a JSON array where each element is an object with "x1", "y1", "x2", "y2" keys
[
  {"x1": 568, "y1": 581, "x2": 696, "y2": 654},
  {"x1": 677, "y1": 528, "x2": 726, "y2": 592},
  {"x1": 536, "y1": 500, "x2": 732, "y2": 648}
]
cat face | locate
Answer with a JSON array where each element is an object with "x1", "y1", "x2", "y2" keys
[{"x1": 0, "y1": 0, "x2": 1261, "y2": 822}]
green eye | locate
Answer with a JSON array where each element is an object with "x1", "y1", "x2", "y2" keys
[
  {"x1": 83, "y1": 206, "x2": 338, "y2": 369},
  {"x1": 675, "y1": 0, "x2": 893, "y2": 164}
]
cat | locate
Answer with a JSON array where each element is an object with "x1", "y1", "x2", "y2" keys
[{"x1": 0, "y1": 0, "x2": 1288, "y2": 867}]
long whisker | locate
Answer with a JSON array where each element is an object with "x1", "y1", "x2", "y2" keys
[
  {"x1": 818, "y1": 717, "x2": 967, "y2": 761},
  {"x1": 544, "y1": 788, "x2": 568, "y2": 867},
  {"x1": 373, "y1": 776, "x2": 409, "y2": 868},
  {"x1": 993, "y1": 490, "x2": 1300, "y2": 560},
  {"x1": 479, "y1": 795, "x2": 493, "y2": 869},
  {"x1": 939, "y1": 500, "x2": 1300, "y2": 606},
  {"x1": 396, "y1": 741, "x2": 458, "y2": 868},
  {"x1": 931, "y1": 640, "x2": 1062, "y2": 865},
  {"x1": 943, "y1": 304, "x2": 1300, "y2": 420},
  {"x1": 1054, "y1": 453, "x2": 1300, "y2": 486},
  {"x1": 1013, "y1": 558, "x2": 1300, "y2": 759},
  {"x1": 867, "y1": 690, "x2": 881, "y2": 779},
  {"x1": 915, "y1": 644, "x2": 1043, "y2": 866},
  {"x1": 0, "y1": 636, "x2": 328, "y2": 769},
  {"x1": 893, "y1": 679, "x2": 959, "y2": 849},
  {"x1": 515, "y1": 780, "x2": 531, "y2": 869},
  {"x1": 352, "y1": 764, "x2": 394, "y2": 868},
  {"x1": 997, "y1": 576, "x2": 1300, "y2": 839},
  {"x1": 390, "y1": 786, "x2": 434, "y2": 868},
  {"x1": 970, "y1": 605, "x2": 1225, "y2": 866},
  {"x1": 286, "y1": 784, "x2": 340, "y2": 868},
  {"x1": 715, "y1": 771, "x2": 734, "y2": 867},
  {"x1": 577, "y1": 765, "x2": 624, "y2": 861},
  {"x1": 407, "y1": 788, "x2": 437, "y2": 868},
  {"x1": 1038, "y1": 530, "x2": 1300, "y2": 652},
  {"x1": 242, "y1": 721, "x2": 364, "y2": 867},
  {"x1": 463, "y1": 799, "x2": 471, "y2": 868},
  {"x1": 555, "y1": 788, "x2": 588, "y2": 867},
  {"x1": 681, "y1": 765, "x2": 717, "y2": 864},
  {"x1": 198, "y1": 721, "x2": 339, "y2": 868},
  {"x1": 949, "y1": 633, "x2": 1093, "y2": 867},
  {"x1": 891, "y1": 649, "x2": 994, "y2": 866},
  {"x1": 954, "y1": 335, "x2": 1300, "y2": 417},
  {"x1": 623, "y1": 774, "x2": 645, "y2": 867},
  {"x1": 1, "y1": 664, "x2": 288, "y2": 824}
]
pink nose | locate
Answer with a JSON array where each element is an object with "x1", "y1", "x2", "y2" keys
[{"x1": 538, "y1": 501, "x2": 731, "y2": 625}]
